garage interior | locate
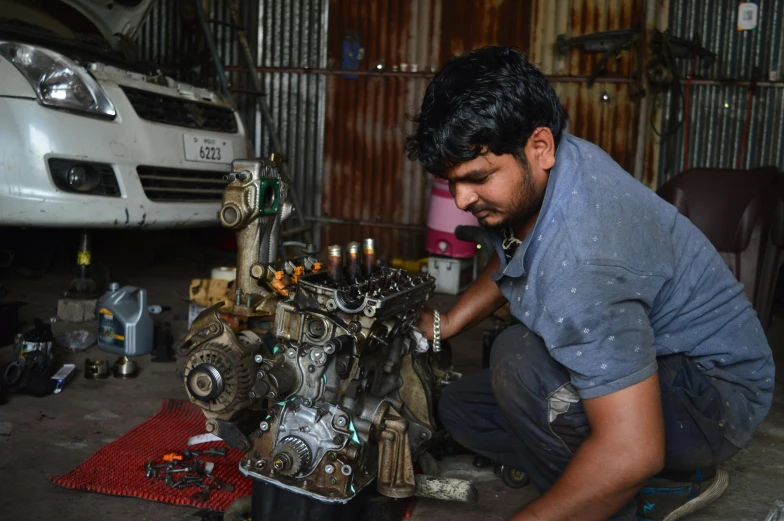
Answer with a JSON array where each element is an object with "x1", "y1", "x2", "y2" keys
[{"x1": 1, "y1": 1, "x2": 783, "y2": 521}]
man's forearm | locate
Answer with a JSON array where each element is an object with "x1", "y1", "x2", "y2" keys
[
  {"x1": 510, "y1": 375, "x2": 666, "y2": 521},
  {"x1": 510, "y1": 435, "x2": 655, "y2": 521},
  {"x1": 443, "y1": 253, "x2": 507, "y2": 338}
]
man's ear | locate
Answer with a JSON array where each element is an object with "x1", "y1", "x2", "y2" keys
[{"x1": 526, "y1": 127, "x2": 556, "y2": 171}]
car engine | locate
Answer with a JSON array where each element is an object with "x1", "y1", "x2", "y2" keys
[{"x1": 175, "y1": 158, "x2": 457, "y2": 510}]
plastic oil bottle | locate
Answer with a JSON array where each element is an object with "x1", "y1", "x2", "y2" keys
[{"x1": 97, "y1": 283, "x2": 153, "y2": 356}]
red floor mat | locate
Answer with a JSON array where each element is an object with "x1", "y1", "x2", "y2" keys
[{"x1": 51, "y1": 399, "x2": 252, "y2": 511}]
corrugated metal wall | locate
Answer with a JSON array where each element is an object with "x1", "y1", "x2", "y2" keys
[
  {"x1": 135, "y1": 1, "x2": 784, "y2": 255},
  {"x1": 528, "y1": 0, "x2": 644, "y2": 175},
  {"x1": 657, "y1": 0, "x2": 784, "y2": 186},
  {"x1": 320, "y1": 0, "x2": 535, "y2": 260},
  {"x1": 254, "y1": 0, "x2": 329, "y2": 238},
  {"x1": 137, "y1": 0, "x2": 328, "y2": 240}
]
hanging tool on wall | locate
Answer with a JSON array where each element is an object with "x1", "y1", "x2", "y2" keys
[
  {"x1": 736, "y1": 66, "x2": 760, "y2": 169},
  {"x1": 556, "y1": 27, "x2": 639, "y2": 87}
]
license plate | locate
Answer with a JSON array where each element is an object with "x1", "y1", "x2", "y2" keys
[{"x1": 183, "y1": 134, "x2": 233, "y2": 164}]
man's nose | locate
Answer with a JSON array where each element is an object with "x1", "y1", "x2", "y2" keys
[{"x1": 453, "y1": 184, "x2": 478, "y2": 211}]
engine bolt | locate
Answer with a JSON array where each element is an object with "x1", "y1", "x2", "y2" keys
[
  {"x1": 255, "y1": 460, "x2": 266, "y2": 470},
  {"x1": 287, "y1": 349, "x2": 297, "y2": 358},
  {"x1": 324, "y1": 464, "x2": 335, "y2": 474},
  {"x1": 341, "y1": 465, "x2": 352, "y2": 476},
  {"x1": 257, "y1": 370, "x2": 266, "y2": 379},
  {"x1": 260, "y1": 421, "x2": 270, "y2": 432},
  {"x1": 335, "y1": 416, "x2": 347, "y2": 428},
  {"x1": 420, "y1": 432, "x2": 428, "y2": 440},
  {"x1": 308, "y1": 365, "x2": 315, "y2": 373},
  {"x1": 254, "y1": 354, "x2": 263, "y2": 363},
  {"x1": 269, "y1": 391, "x2": 277, "y2": 399},
  {"x1": 249, "y1": 391, "x2": 257, "y2": 399}
]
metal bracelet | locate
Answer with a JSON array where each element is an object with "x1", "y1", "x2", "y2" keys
[{"x1": 433, "y1": 310, "x2": 441, "y2": 353}]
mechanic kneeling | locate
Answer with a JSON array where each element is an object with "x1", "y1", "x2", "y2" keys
[{"x1": 406, "y1": 46, "x2": 775, "y2": 521}]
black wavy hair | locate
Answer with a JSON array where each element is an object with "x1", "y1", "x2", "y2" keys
[{"x1": 405, "y1": 46, "x2": 566, "y2": 176}]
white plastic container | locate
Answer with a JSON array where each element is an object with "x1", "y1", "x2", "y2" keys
[
  {"x1": 427, "y1": 257, "x2": 476, "y2": 295},
  {"x1": 97, "y1": 283, "x2": 153, "y2": 356}
]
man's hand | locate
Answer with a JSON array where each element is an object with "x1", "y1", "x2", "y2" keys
[
  {"x1": 416, "y1": 253, "x2": 507, "y2": 342},
  {"x1": 510, "y1": 373, "x2": 665, "y2": 521},
  {"x1": 417, "y1": 307, "x2": 454, "y2": 341}
]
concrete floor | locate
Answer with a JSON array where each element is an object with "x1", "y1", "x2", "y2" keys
[{"x1": 0, "y1": 230, "x2": 782, "y2": 521}]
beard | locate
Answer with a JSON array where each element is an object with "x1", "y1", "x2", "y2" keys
[{"x1": 472, "y1": 157, "x2": 546, "y2": 232}]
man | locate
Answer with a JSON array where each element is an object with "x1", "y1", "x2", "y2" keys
[{"x1": 406, "y1": 46, "x2": 774, "y2": 521}]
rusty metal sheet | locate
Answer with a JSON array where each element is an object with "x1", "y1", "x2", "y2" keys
[
  {"x1": 322, "y1": 0, "x2": 538, "y2": 259},
  {"x1": 529, "y1": 0, "x2": 643, "y2": 174}
]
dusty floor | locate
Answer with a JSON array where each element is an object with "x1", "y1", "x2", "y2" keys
[{"x1": 0, "y1": 230, "x2": 782, "y2": 521}]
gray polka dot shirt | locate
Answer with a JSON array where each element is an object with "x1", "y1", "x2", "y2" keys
[{"x1": 490, "y1": 134, "x2": 774, "y2": 448}]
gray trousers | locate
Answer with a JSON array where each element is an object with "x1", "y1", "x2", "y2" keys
[{"x1": 438, "y1": 324, "x2": 739, "y2": 521}]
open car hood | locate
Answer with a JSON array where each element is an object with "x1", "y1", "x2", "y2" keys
[{"x1": 62, "y1": 0, "x2": 154, "y2": 46}]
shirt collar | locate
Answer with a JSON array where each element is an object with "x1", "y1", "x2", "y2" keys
[{"x1": 491, "y1": 134, "x2": 580, "y2": 281}]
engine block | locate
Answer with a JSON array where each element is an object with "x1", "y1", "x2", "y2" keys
[{"x1": 175, "y1": 158, "x2": 454, "y2": 505}]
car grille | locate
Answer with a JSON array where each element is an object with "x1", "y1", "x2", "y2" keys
[
  {"x1": 121, "y1": 87, "x2": 238, "y2": 133},
  {"x1": 137, "y1": 166, "x2": 228, "y2": 202},
  {"x1": 48, "y1": 159, "x2": 120, "y2": 197}
]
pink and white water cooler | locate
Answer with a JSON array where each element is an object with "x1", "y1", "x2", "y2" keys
[
  {"x1": 425, "y1": 178, "x2": 479, "y2": 295},
  {"x1": 425, "y1": 177, "x2": 479, "y2": 258}
]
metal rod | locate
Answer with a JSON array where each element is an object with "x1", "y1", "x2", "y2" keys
[
  {"x1": 280, "y1": 225, "x2": 313, "y2": 237},
  {"x1": 225, "y1": 65, "x2": 784, "y2": 88},
  {"x1": 305, "y1": 216, "x2": 426, "y2": 232},
  {"x1": 228, "y1": 0, "x2": 312, "y2": 244},
  {"x1": 633, "y1": 0, "x2": 656, "y2": 182},
  {"x1": 224, "y1": 66, "x2": 637, "y2": 84},
  {"x1": 194, "y1": 0, "x2": 231, "y2": 101}
]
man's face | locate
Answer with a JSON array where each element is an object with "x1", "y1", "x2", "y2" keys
[{"x1": 443, "y1": 150, "x2": 547, "y2": 231}]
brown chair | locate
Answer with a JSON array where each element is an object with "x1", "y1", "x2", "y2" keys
[
  {"x1": 657, "y1": 168, "x2": 777, "y2": 315},
  {"x1": 757, "y1": 170, "x2": 784, "y2": 328}
]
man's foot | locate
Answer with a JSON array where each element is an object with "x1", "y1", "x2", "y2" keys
[{"x1": 636, "y1": 467, "x2": 729, "y2": 521}]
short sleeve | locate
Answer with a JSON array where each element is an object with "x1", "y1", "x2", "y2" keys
[{"x1": 536, "y1": 265, "x2": 665, "y2": 399}]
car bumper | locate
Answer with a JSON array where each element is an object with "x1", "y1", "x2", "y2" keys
[{"x1": 0, "y1": 91, "x2": 247, "y2": 229}]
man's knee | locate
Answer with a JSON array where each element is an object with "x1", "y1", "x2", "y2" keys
[
  {"x1": 489, "y1": 324, "x2": 566, "y2": 404},
  {"x1": 437, "y1": 375, "x2": 465, "y2": 431},
  {"x1": 437, "y1": 370, "x2": 491, "y2": 433}
]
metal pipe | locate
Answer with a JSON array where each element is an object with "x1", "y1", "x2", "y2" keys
[
  {"x1": 305, "y1": 216, "x2": 426, "y2": 232},
  {"x1": 224, "y1": 66, "x2": 638, "y2": 84},
  {"x1": 633, "y1": 0, "x2": 657, "y2": 182},
  {"x1": 194, "y1": 0, "x2": 231, "y2": 101},
  {"x1": 225, "y1": 65, "x2": 784, "y2": 88}
]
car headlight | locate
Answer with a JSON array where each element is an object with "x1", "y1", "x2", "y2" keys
[{"x1": 0, "y1": 42, "x2": 115, "y2": 119}]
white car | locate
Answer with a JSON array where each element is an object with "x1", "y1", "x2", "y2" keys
[{"x1": 0, "y1": 0, "x2": 249, "y2": 228}]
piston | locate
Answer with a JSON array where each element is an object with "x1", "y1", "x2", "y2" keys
[
  {"x1": 346, "y1": 241, "x2": 360, "y2": 281},
  {"x1": 362, "y1": 238, "x2": 376, "y2": 275},
  {"x1": 327, "y1": 245, "x2": 343, "y2": 283}
]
